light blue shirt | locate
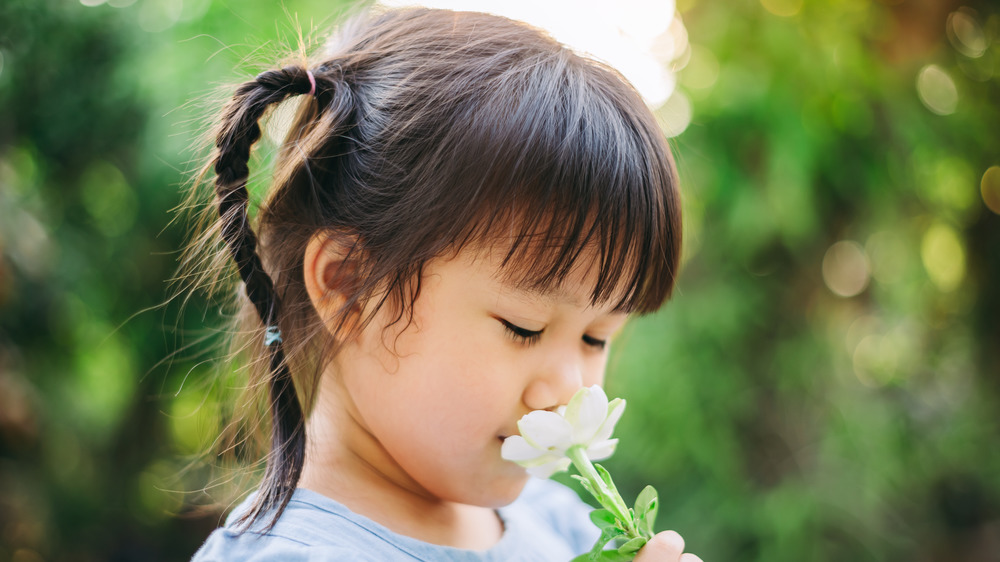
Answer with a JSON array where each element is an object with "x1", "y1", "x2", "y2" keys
[{"x1": 192, "y1": 479, "x2": 599, "y2": 561}]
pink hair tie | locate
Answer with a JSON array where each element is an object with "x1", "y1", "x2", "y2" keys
[{"x1": 306, "y1": 70, "x2": 316, "y2": 97}]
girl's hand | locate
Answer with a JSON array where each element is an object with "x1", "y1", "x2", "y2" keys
[{"x1": 633, "y1": 531, "x2": 703, "y2": 562}]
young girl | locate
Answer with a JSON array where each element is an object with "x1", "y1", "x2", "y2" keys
[{"x1": 187, "y1": 7, "x2": 700, "y2": 561}]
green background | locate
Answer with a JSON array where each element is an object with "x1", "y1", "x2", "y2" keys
[{"x1": 1, "y1": 0, "x2": 998, "y2": 560}]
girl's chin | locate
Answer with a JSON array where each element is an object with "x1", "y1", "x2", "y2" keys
[
  {"x1": 486, "y1": 471, "x2": 532, "y2": 507},
  {"x1": 454, "y1": 471, "x2": 530, "y2": 509}
]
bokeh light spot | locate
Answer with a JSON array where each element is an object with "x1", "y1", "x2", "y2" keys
[
  {"x1": 920, "y1": 223, "x2": 965, "y2": 292},
  {"x1": 169, "y1": 387, "x2": 216, "y2": 454},
  {"x1": 822, "y1": 240, "x2": 870, "y2": 297},
  {"x1": 681, "y1": 45, "x2": 719, "y2": 90},
  {"x1": 655, "y1": 16, "x2": 689, "y2": 70},
  {"x1": 981, "y1": 165, "x2": 1000, "y2": 215},
  {"x1": 136, "y1": 461, "x2": 184, "y2": 520},
  {"x1": 910, "y1": 151, "x2": 979, "y2": 222},
  {"x1": 845, "y1": 314, "x2": 881, "y2": 355},
  {"x1": 74, "y1": 332, "x2": 137, "y2": 442},
  {"x1": 865, "y1": 231, "x2": 908, "y2": 285},
  {"x1": 5, "y1": 209, "x2": 53, "y2": 279},
  {"x1": 4, "y1": 146, "x2": 39, "y2": 197},
  {"x1": 671, "y1": 44, "x2": 692, "y2": 73},
  {"x1": 932, "y1": 157, "x2": 977, "y2": 212},
  {"x1": 853, "y1": 333, "x2": 899, "y2": 387},
  {"x1": 916, "y1": 65, "x2": 958, "y2": 115},
  {"x1": 947, "y1": 9, "x2": 988, "y2": 58},
  {"x1": 179, "y1": 0, "x2": 213, "y2": 22},
  {"x1": 655, "y1": 90, "x2": 693, "y2": 138},
  {"x1": 138, "y1": 0, "x2": 182, "y2": 32},
  {"x1": 760, "y1": 0, "x2": 802, "y2": 17},
  {"x1": 80, "y1": 0, "x2": 105, "y2": 6}
]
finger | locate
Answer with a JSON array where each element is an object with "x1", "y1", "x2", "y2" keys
[
  {"x1": 633, "y1": 530, "x2": 685, "y2": 561},
  {"x1": 680, "y1": 554, "x2": 703, "y2": 562}
]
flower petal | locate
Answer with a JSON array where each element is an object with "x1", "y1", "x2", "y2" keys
[
  {"x1": 567, "y1": 385, "x2": 609, "y2": 445},
  {"x1": 501, "y1": 435, "x2": 547, "y2": 462},
  {"x1": 526, "y1": 457, "x2": 572, "y2": 479},
  {"x1": 563, "y1": 385, "x2": 600, "y2": 426},
  {"x1": 517, "y1": 410, "x2": 573, "y2": 450},
  {"x1": 585, "y1": 438, "x2": 618, "y2": 461},
  {"x1": 518, "y1": 453, "x2": 565, "y2": 468},
  {"x1": 592, "y1": 397, "x2": 626, "y2": 443}
]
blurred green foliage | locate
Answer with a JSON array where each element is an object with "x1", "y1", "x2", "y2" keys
[{"x1": 0, "y1": 0, "x2": 998, "y2": 561}]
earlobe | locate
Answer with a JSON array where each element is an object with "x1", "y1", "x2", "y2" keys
[{"x1": 304, "y1": 231, "x2": 360, "y2": 335}]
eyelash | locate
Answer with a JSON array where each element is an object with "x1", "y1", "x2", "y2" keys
[
  {"x1": 499, "y1": 319, "x2": 607, "y2": 350},
  {"x1": 500, "y1": 319, "x2": 543, "y2": 345}
]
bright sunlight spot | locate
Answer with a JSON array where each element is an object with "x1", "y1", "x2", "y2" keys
[
  {"x1": 378, "y1": 0, "x2": 687, "y2": 108},
  {"x1": 917, "y1": 65, "x2": 959, "y2": 115},
  {"x1": 921, "y1": 222, "x2": 966, "y2": 292},
  {"x1": 822, "y1": 240, "x2": 870, "y2": 297}
]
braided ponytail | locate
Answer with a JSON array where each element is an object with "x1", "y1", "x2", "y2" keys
[{"x1": 212, "y1": 65, "x2": 322, "y2": 530}]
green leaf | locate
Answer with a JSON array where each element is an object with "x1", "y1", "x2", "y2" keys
[
  {"x1": 600, "y1": 550, "x2": 637, "y2": 561},
  {"x1": 617, "y1": 536, "x2": 647, "y2": 555},
  {"x1": 584, "y1": 524, "x2": 628, "y2": 561},
  {"x1": 587, "y1": 529, "x2": 616, "y2": 560},
  {"x1": 594, "y1": 463, "x2": 623, "y2": 499},
  {"x1": 594, "y1": 463, "x2": 614, "y2": 488},
  {"x1": 633, "y1": 485, "x2": 659, "y2": 537},
  {"x1": 589, "y1": 508, "x2": 618, "y2": 530},
  {"x1": 570, "y1": 550, "x2": 634, "y2": 562},
  {"x1": 572, "y1": 474, "x2": 597, "y2": 498}
]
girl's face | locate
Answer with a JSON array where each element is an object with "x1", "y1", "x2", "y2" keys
[{"x1": 327, "y1": 244, "x2": 629, "y2": 508}]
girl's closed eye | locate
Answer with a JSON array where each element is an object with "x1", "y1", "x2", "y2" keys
[
  {"x1": 497, "y1": 317, "x2": 609, "y2": 351},
  {"x1": 498, "y1": 318, "x2": 543, "y2": 345}
]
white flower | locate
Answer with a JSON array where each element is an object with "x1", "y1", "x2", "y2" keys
[{"x1": 501, "y1": 385, "x2": 625, "y2": 478}]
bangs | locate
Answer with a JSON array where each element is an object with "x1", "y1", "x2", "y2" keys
[
  {"x1": 387, "y1": 51, "x2": 682, "y2": 313},
  {"x1": 305, "y1": 9, "x2": 684, "y2": 317}
]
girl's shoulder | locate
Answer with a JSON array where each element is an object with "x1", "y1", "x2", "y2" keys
[
  {"x1": 189, "y1": 491, "x2": 375, "y2": 561},
  {"x1": 190, "y1": 489, "x2": 387, "y2": 561},
  {"x1": 191, "y1": 479, "x2": 598, "y2": 561}
]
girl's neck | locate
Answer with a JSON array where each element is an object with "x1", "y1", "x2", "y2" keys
[{"x1": 298, "y1": 378, "x2": 504, "y2": 550}]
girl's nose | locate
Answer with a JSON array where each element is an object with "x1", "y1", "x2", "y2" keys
[{"x1": 522, "y1": 356, "x2": 584, "y2": 411}]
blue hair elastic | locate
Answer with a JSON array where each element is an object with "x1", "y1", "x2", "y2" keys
[{"x1": 264, "y1": 326, "x2": 283, "y2": 346}]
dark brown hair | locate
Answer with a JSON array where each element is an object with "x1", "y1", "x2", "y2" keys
[{"x1": 183, "y1": 6, "x2": 682, "y2": 531}]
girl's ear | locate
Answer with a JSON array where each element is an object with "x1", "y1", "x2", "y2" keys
[{"x1": 304, "y1": 230, "x2": 361, "y2": 336}]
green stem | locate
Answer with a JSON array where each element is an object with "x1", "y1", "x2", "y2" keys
[{"x1": 566, "y1": 446, "x2": 637, "y2": 537}]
